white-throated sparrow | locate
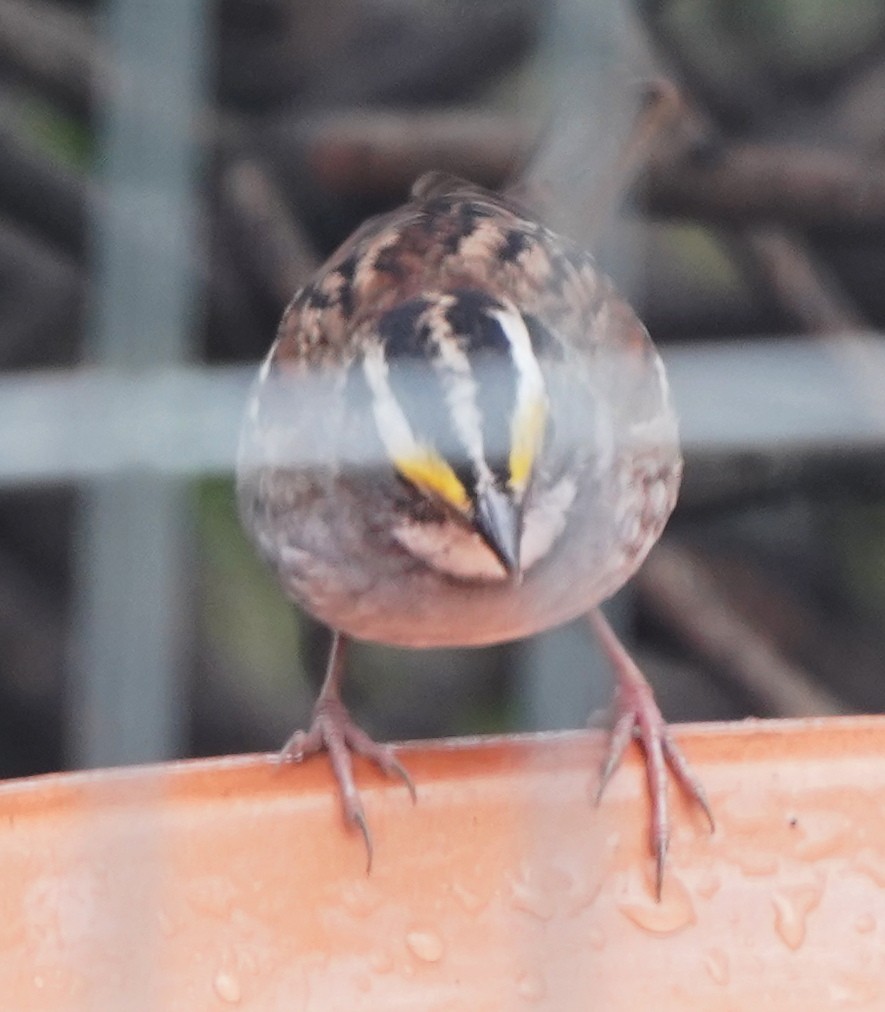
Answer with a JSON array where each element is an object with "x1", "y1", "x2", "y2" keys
[{"x1": 237, "y1": 170, "x2": 712, "y2": 893}]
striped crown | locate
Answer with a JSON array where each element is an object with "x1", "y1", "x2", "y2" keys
[{"x1": 361, "y1": 288, "x2": 549, "y2": 514}]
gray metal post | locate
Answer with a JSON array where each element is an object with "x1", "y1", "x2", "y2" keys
[
  {"x1": 68, "y1": 0, "x2": 207, "y2": 767},
  {"x1": 516, "y1": 0, "x2": 638, "y2": 731}
]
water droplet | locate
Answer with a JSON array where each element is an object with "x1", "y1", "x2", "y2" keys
[
  {"x1": 213, "y1": 969, "x2": 242, "y2": 1005},
  {"x1": 511, "y1": 881, "x2": 555, "y2": 921},
  {"x1": 25, "y1": 870, "x2": 99, "y2": 950},
  {"x1": 405, "y1": 929, "x2": 445, "y2": 963},
  {"x1": 451, "y1": 880, "x2": 484, "y2": 913},
  {"x1": 792, "y1": 813, "x2": 851, "y2": 862},
  {"x1": 156, "y1": 908, "x2": 176, "y2": 938},
  {"x1": 703, "y1": 949, "x2": 729, "y2": 986},
  {"x1": 588, "y1": 926, "x2": 606, "y2": 950},
  {"x1": 694, "y1": 872, "x2": 721, "y2": 900},
  {"x1": 567, "y1": 884, "x2": 601, "y2": 917},
  {"x1": 236, "y1": 947, "x2": 262, "y2": 977},
  {"x1": 828, "y1": 974, "x2": 881, "y2": 1006},
  {"x1": 617, "y1": 872, "x2": 696, "y2": 935},
  {"x1": 854, "y1": 912, "x2": 876, "y2": 934},
  {"x1": 189, "y1": 877, "x2": 237, "y2": 919},
  {"x1": 340, "y1": 882, "x2": 381, "y2": 918},
  {"x1": 771, "y1": 882, "x2": 823, "y2": 950},
  {"x1": 509, "y1": 868, "x2": 557, "y2": 921},
  {"x1": 370, "y1": 950, "x2": 394, "y2": 974},
  {"x1": 516, "y1": 972, "x2": 546, "y2": 1001},
  {"x1": 731, "y1": 851, "x2": 779, "y2": 878},
  {"x1": 855, "y1": 849, "x2": 885, "y2": 888}
]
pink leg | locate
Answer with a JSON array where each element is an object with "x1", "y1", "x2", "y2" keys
[
  {"x1": 588, "y1": 608, "x2": 714, "y2": 898},
  {"x1": 279, "y1": 631, "x2": 416, "y2": 871}
]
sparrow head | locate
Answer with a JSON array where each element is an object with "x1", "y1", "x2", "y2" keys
[{"x1": 360, "y1": 288, "x2": 549, "y2": 577}]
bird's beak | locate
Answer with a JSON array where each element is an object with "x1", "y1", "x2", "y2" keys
[{"x1": 474, "y1": 485, "x2": 523, "y2": 580}]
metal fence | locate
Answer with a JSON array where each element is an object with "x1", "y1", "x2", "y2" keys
[{"x1": 2, "y1": 0, "x2": 885, "y2": 778}]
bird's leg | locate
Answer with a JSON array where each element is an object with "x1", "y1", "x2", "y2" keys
[
  {"x1": 279, "y1": 630, "x2": 416, "y2": 871},
  {"x1": 588, "y1": 608, "x2": 714, "y2": 899}
]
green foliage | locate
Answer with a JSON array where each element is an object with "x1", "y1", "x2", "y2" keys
[
  {"x1": 832, "y1": 502, "x2": 885, "y2": 615},
  {"x1": 197, "y1": 478, "x2": 304, "y2": 700},
  {"x1": 21, "y1": 99, "x2": 93, "y2": 169}
]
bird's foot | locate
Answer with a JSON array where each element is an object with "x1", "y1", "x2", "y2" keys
[
  {"x1": 596, "y1": 674, "x2": 714, "y2": 898},
  {"x1": 279, "y1": 694, "x2": 416, "y2": 872},
  {"x1": 589, "y1": 610, "x2": 714, "y2": 899}
]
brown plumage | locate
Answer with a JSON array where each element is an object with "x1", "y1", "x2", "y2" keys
[
  {"x1": 237, "y1": 172, "x2": 711, "y2": 894},
  {"x1": 275, "y1": 174, "x2": 630, "y2": 364}
]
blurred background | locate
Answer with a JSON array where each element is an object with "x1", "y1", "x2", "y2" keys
[{"x1": 1, "y1": 0, "x2": 885, "y2": 780}]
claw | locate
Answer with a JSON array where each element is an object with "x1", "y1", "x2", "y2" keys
[
  {"x1": 387, "y1": 756, "x2": 418, "y2": 805},
  {"x1": 595, "y1": 710, "x2": 635, "y2": 805},
  {"x1": 278, "y1": 727, "x2": 309, "y2": 765},
  {"x1": 351, "y1": 807, "x2": 374, "y2": 874},
  {"x1": 655, "y1": 840, "x2": 667, "y2": 902},
  {"x1": 588, "y1": 608, "x2": 714, "y2": 900},
  {"x1": 278, "y1": 631, "x2": 415, "y2": 872},
  {"x1": 661, "y1": 730, "x2": 715, "y2": 833}
]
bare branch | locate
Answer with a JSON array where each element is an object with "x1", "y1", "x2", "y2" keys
[
  {"x1": 645, "y1": 143, "x2": 885, "y2": 233},
  {"x1": 0, "y1": 0, "x2": 107, "y2": 117},
  {"x1": 635, "y1": 542, "x2": 847, "y2": 718},
  {"x1": 733, "y1": 227, "x2": 867, "y2": 335},
  {"x1": 218, "y1": 159, "x2": 319, "y2": 309}
]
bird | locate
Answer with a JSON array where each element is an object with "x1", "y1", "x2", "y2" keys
[{"x1": 236, "y1": 168, "x2": 713, "y2": 896}]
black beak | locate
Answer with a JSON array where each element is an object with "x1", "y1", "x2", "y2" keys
[{"x1": 474, "y1": 485, "x2": 522, "y2": 579}]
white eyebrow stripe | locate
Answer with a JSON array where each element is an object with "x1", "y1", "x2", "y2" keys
[
  {"x1": 488, "y1": 306, "x2": 548, "y2": 436},
  {"x1": 362, "y1": 298, "x2": 548, "y2": 494},
  {"x1": 361, "y1": 342, "x2": 422, "y2": 460}
]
